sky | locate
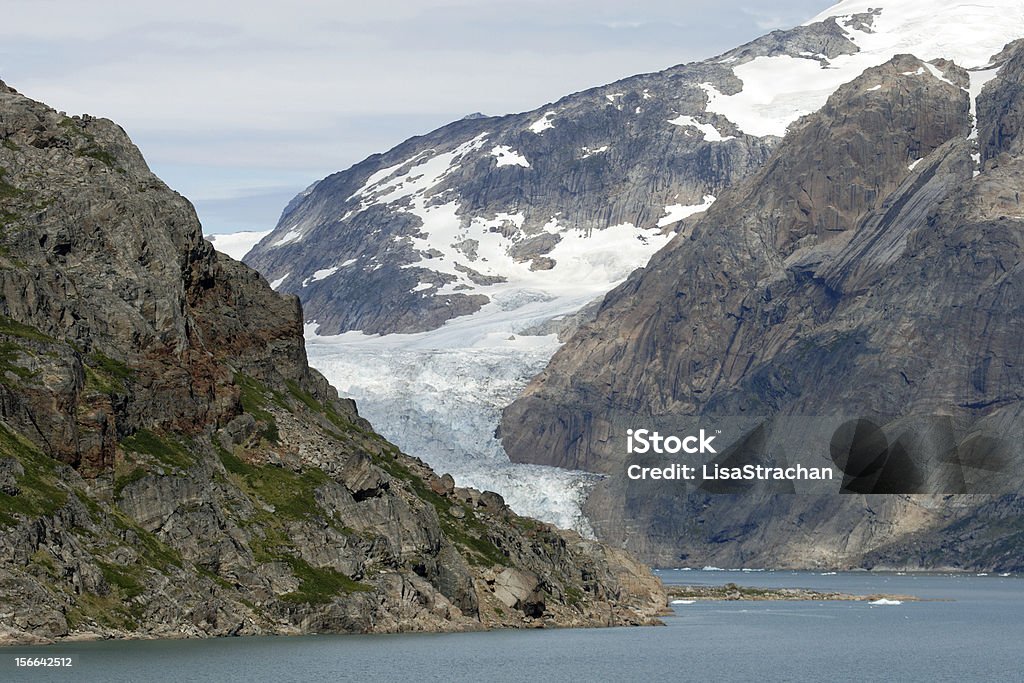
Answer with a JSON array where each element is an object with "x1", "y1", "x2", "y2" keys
[{"x1": 0, "y1": 0, "x2": 831, "y2": 234}]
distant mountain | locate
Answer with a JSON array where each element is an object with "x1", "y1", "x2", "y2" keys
[
  {"x1": 502, "y1": 4, "x2": 1024, "y2": 570},
  {"x1": 249, "y1": 17, "x2": 870, "y2": 334},
  {"x1": 246, "y1": 1, "x2": 1024, "y2": 342}
]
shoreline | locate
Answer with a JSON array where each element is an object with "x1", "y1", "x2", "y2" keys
[
  {"x1": 657, "y1": 567, "x2": 1017, "y2": 576},
  {"x1": 0, "y1": 615, "x2": 668, "y2": 650},
  {"x1": 666, "y1": 583, "x2": 934, "y2": 603}
]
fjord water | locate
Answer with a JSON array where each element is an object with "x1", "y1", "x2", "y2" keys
[{"x1": 3, "y1": 571, "x2": 1019, "y2": 682}]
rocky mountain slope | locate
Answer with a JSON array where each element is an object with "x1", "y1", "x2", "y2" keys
[
  {"x1": 0, "y1": 80, "x2": 666, "y2": 647},
  {"x1": 245, "y1": 18, "x2": 855, "y2": 335},
  {"x1": 501, "y1": 34, "x2": 1024, "y2": 572}
]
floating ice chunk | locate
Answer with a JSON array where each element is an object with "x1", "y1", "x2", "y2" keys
[
  {"x1": 671, "y1": 600, "x2": 696, "y2": 605},
  {"x1": 868, "y1": 599, "x2": 903, "y2": 605}
]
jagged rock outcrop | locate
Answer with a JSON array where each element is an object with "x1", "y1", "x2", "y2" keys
[
  {"x1": 501, "y1": 46, "x2": 1024, "y2": 571},
  {"x1": 0, "y1": 80, "x2": 665, "y2": 646}
]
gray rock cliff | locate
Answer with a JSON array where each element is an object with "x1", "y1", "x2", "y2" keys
[{"x1": 501, "y1": 46, "x2": 1024, "y2": 571}]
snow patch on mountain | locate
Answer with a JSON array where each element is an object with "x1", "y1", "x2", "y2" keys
[
  {"x1": 348, "y1": 134, "x2": 489, "y2": 211},
  {"x1": 528, "y1": 111, "x2": 556, "y2": 133},
  {"x1": 491, "y1": 145, "x2": 530, "y2": 167},
  {"x1": 303, "y1": 266, "x2": 340, "y2": 287},
  {"x1": 274, "y1": 227, "x2": 303, "y2": 247},
  {"x1": 968, "y1": 64, "x2": 1004, "y2": 141},
  {"x1": 581, "y1": 145, "x2": 609, "y2": 158},
  {"x1": 657, "y1": 194, "x2": 717, "y2": 227},
  {"x1": 668, "y1": 115, "x2": 735, "y2": 142}
]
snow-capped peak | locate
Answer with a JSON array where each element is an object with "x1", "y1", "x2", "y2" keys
[{"x1": 704, "y1": 0, "x2": 1024, "y2": 138}]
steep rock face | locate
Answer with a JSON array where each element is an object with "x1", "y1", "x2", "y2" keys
[
  {"x1": 501, "y1": 47, "x2": 1024, "y2": 570},
  {"x1": 242, "y1": 18, "x2": 883, "y2": 335},
  {"x1": 0, "y1": 81, "x2": 665, "y2": 646}
]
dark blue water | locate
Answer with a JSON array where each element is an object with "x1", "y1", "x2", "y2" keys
[{"x1": 2, "y1": 571, "x2": 1020, "y2": 682}]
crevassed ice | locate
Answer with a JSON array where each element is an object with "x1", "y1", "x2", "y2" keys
[{"x1": 305, "y1": 323, "x2": 602, "y2": 535}]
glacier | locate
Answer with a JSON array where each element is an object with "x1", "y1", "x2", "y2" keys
[
  {"x1": 300, "y1": 284, "x2": 634, "y2": 534},
  {"x1": 305, "y1": 329, "x2": 601, "y2": 535}
]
